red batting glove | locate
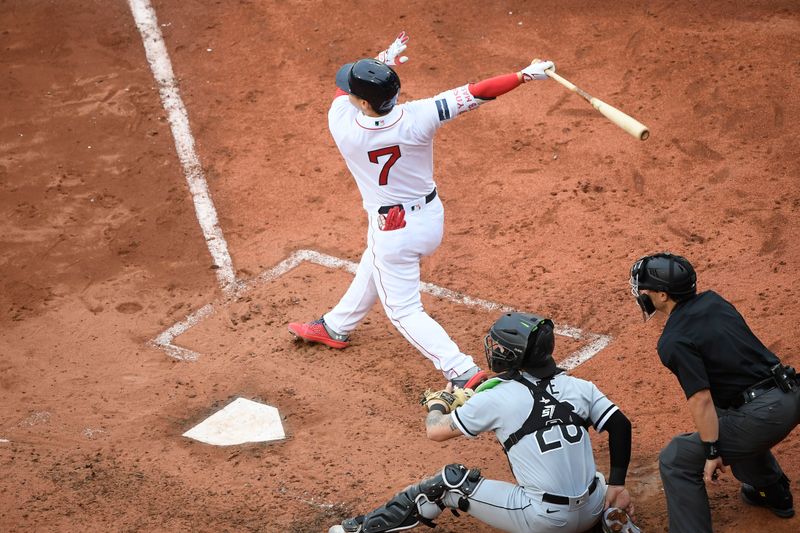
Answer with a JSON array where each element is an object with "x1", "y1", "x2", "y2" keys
[{"x1": 383, "y1": 206, "x2": 406, "y2": 230}]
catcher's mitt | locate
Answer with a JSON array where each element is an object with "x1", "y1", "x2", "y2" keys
[{"x1": 420, "y1": 386, "x2": 474, "y2": 413}]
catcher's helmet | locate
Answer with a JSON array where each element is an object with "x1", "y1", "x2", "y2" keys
[
  {"x1": 484, "y1": 313, "x2": 557, "y2": 377},
  {"x1": 335, "y1": 59, "x2": 401, "y2": 114},
  {"x1": 629, "y1": 253, "x2": 697, "y2": 300}
]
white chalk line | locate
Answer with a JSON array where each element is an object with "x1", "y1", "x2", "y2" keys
[
  {"x1": 154, "y1": 250, "x2": 612, "y2": 370},
  {"x1": 128, "y1": 0, "x2": 237, "y2": 295},
  {"x1": 150, "y1": 304, "x2": 215, "y2": 361}
]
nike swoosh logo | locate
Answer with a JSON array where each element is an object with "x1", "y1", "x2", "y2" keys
[{"x1": 546, "y1": 509, "x2": 558, "y2": 514}]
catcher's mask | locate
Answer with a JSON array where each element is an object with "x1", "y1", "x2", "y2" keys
[
  {"x1": 629, "y1": 253, "x2": 697, "y2": 321},
  {"x1": 484, "y1": 313, "x2": 557, "y2": 377},
  {"x1": 335, "y1": 58, "x2": 401, "y2": 115}
]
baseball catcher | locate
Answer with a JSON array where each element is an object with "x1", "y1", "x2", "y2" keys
[{"x1": 330, "y1": 312, "x2": 641, "y2": 533}]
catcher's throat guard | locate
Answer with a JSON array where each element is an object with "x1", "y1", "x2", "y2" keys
[
  {"x1": 629, "y1": 259, "x2": 657, "y2": 322},
  {"x1": 629, "y1": 253, "x2": 697, "y2": 322}
]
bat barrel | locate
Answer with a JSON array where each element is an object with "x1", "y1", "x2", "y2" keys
[{"x1": 546, "y1": 69, "x2": 649, "y2": 141}]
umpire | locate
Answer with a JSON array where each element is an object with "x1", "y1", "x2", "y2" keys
[{"x1": 629, "y1": 252, "x2": 800, "y2": 531}]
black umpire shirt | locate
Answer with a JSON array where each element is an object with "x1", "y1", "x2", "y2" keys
[{"x1": 657, "y1": 290, "x2": 780, "y2": 408}]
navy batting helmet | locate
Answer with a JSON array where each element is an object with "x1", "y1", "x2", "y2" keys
[
  {"x1": 630, "y1": 253, "x2": 697, "y2": 301},
  {"x1": 484, "y1": 313, "x2": 557, "y2": 377},
  {"x1": 335, "y1": 59, "x2": 400, "y2": 114}
]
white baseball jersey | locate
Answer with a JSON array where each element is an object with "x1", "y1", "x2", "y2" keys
[
  {"x1": 322, "y1": 85, "x2": 488, "y2": 381},
  {"x1": 453, "y1": 371, "x2": 619, "y2": 497},
  {"x1": 328, "y1": 85, "x2": 484, "y2": 212}
]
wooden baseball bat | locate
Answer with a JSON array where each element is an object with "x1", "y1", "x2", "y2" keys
[{"x1": 545, "y1": 68, "x2": 650, "y2": 141}]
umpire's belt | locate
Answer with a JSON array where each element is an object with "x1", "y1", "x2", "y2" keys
[
  {"x1": 542, "y1": 476, "x2": 598, "y2": 506},
  {"x1": 729, "y1": 378, "x2": 787, "y2": 409},
  {"x1": 378, "y1": 188, "x2": 437, "y2": 215}
]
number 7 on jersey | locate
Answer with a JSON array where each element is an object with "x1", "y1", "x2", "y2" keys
[{"x1": 368, "y1": 145, "x2": 401, "y2": 186}]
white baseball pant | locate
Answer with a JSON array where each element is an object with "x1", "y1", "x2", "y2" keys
[{"x1": 323, "y1": 195, "x2": 476, "y2": 379}]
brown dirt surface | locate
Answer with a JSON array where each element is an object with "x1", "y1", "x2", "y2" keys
[{"x1": 2, "y1": 1, "x2": 799, "y2": 531}]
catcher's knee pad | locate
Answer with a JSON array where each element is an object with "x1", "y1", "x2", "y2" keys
[
  {"x1": 353, "y1": 465, "x2": 483, "y2": 532},
  {"x1": 418, "y1": 464, "x2": 483, "y2": 513}
]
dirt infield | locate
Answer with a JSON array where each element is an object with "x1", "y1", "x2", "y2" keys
[{"x1": 2, "y1": 1, "x2": 799, "y2": 531}]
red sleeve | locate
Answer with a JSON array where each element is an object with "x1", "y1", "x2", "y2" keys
[
  {"x1": 468, "y1": 73, "x2": 522, "y2": 100},
  {"x1": 334, "y1": 88, "x2": 348, "y2": 99}
]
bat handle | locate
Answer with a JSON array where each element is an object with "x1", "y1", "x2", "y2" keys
[{"x1": 545, "y1": 69, "x2": 591, "y2": 102}]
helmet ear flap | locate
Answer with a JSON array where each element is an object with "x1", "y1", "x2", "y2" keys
[
  {"x1": 337, "y1": 58, "x2": 401, "y2": 114},
  {"x1": 524, "y1": 319, "x2": 554, "y2": 367}
]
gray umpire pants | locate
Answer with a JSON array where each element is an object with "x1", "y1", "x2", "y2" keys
[{"x1": 659, "y1": 386, "x2": 800, "y2": 532}]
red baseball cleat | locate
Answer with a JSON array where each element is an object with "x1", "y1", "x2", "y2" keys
[{"x1": 288, "y1": 318, "x2": 350, "y2": 349}]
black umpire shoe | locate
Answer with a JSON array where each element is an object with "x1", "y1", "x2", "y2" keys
[{"x1": 741, "y1": 482, "x2": 795, "y2": 518}]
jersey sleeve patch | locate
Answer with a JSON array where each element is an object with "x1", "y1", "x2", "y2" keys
[
  {"x1": 432, "y1": 84, "x2": 486, "y2": 123},
  {"x1": 435, "y1": 98, "x2": 451, "y2": 121}
]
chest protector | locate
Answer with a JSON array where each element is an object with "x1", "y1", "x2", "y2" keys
[{"x1": 502, "y1": 372, "x2": 591, "y2": 452}]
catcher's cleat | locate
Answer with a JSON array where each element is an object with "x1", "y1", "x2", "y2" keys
[
  {"x1": 328, "y1": 524, "x2": 361, "y2": 533},
  {"x1": 602, "y1": 507, "x2": 642, "y2": 533},
  {"x1": 288, "y1": 318, "x2": 350, "y2": 349},
  {"x1": 741, "y1": 482, "x2": 795, "y2": 518},
  {"x1": 328, "y1": 516, "x2": 363, "y2": 533}
]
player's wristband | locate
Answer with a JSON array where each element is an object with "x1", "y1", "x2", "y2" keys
[
  {"x1": 428, "y1": 404, "x2": 448, "y2": 414},
  {"x1": 703, "y1": 440, "x2": 720, "y2": 460}
]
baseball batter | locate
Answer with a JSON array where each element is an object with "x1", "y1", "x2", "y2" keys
[
  {"x1": 289, "y1": 32, "x2": 555, "y2": 387},
  {"x1": 329, "y1": 313, "x2": 640, "y2": 533}
]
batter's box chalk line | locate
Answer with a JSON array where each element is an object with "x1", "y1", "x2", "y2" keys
[
  {"x1": 150, "y1": 249, "x2": 612, "y2": 367},
  {"x1": 127, "y1": 3, "x2": 610, "y2": 370}
]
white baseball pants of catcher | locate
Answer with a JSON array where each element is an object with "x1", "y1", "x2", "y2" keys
[
  {"x1": 323, "y1": 195, "x2": 477, "y2": 380},
  {"x1": 423, "y1": 474, "x2": 607, "y2": 532}
]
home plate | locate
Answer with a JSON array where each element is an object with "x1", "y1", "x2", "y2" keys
[{"x1": 183, "y1": 397, "x2": 285, "y2": 446}]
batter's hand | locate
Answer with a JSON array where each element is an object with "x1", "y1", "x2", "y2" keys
[
  {"x1": 381, "y1": 206, "x2": 406, "y2": 231},
  {"x1": 520, "y1": 59, "x2": 555, "y2": 82},
  {"x1": 377, "y1": 31, "x2": 409, "y2": 66}
]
